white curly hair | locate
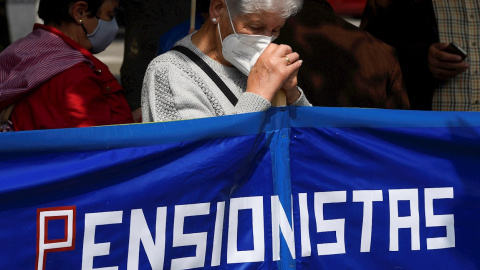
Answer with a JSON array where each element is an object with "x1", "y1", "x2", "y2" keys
[{"x1": 226, "y1": 0, "x2": 303, "y2": 19}]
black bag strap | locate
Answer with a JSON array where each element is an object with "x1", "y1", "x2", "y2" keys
[{"x1": 171, "y1": 46, "x2": 238, "y2": 106}]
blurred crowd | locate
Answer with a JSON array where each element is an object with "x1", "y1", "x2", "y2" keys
[{"x1": 0, "y1": 0, "x2": 478, "y2": 132}]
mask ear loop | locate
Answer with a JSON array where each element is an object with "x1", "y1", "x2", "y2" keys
[
  {"x1": 218, "y1": 22, "x2": 225, "y2": 47},
  {"x1": 79, "y1": 19, "x2": 89, "y2": 35}
]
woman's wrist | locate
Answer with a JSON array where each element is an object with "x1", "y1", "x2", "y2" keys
[{"x1": 286, "y1": 87, "x2": 301, "y2": 105}]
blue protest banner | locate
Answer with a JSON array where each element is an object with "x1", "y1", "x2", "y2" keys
[
  {"x1": 0, "y1": 107, "x2": 479, "y2": 269},
  {"x1": 288, "y1": 108, "x2": 480, "y2": 269}
]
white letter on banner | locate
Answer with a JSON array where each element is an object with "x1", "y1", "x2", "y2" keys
[
  {"x1": 352, "y1": 190, "x2": 383, "y2": 252},
  {"x1": 271, "y1": 196, "x2": 296, "y2": 261},
  {"x1": 126, "y1": 207, "x2": 167, "y2": 270},
  {"x1": 211, "y1": 202, "x2": 225, "y2": 267},
  {"x1": 425, "y1": 187, "x2": 455, "y2": 250},
  {"x1": 227, "y1": 197, "x2": 265, "y2": 264},
  {"x1": 82, "y1": 211, "x2": 123, "y2": 270},
  {"x1": 36, "y1": 207, "x2": 76, "y2": 270},
  {"x1": 314, "y1": 191, "x2": 347, "y2": 255},
  {"x1": 299, "y1": 193, "x2": 311, "y2": 257},
  {"x1": 171, "y1": 203, "x2": 210, "y2": 270},
  {"x1": 389, "y1": 189, "x2": 420, "y2": 251}
]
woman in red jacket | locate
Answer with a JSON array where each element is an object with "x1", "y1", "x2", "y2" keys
[{"x1": 0, "y1": 0, "x2": 133, "y2": 131}]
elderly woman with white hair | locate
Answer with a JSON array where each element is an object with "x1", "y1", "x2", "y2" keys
[{"x1": 141, "y1": 0, "x2": 311, "y2": 122}]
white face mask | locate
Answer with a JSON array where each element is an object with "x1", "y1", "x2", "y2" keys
[{"x1": 218, "y1": 7, "x2": 276, "y2": 75}]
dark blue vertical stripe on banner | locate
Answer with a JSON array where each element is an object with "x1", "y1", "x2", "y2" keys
[{"x1": 268, "y1": 108, "x2": 296, "y2": 269}]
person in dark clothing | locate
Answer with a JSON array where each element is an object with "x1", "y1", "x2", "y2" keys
[
  {"x1": 360, "y1": 0, "x2": 439, "y2": 110},
  {"x1": 361, "y1": 0, "x2": 474, "y2": 111},
  {"x1": 275, "y1": 0, "x2": 410, "y2": 109}
]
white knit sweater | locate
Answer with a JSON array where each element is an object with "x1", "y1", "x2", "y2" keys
[{"x1": 141, "y1": 34, "x2": 311, "y2": 123}]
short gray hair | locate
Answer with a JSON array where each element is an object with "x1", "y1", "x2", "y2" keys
[{"x1": 226, "y1": 0, "x2": 303, "y2": 19}]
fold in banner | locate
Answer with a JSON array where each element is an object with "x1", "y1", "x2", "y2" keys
[{"x1": 0, "y1": 107, "x2": 479, "y2": 269}]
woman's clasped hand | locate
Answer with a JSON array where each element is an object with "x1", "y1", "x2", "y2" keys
[{"x1": 247, "y1": 43, "x2": 303, "y2": 104}]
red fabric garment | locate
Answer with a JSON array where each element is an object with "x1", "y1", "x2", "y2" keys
[
  {"x1": 1, "y1": 24, "x2": 133, "y2": 130},
  {"x1": 11, "y1": 61, "x2": 133, "y2": 130},
  {"x1": 0, "y1": 24, "x2": 90, "y2": 108}
]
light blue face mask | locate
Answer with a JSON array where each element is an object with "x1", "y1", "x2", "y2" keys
[{"x1": 86, "y1": 17, "x2": 119, "y2": 54}]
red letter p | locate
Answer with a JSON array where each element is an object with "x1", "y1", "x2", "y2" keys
[{"x1": 36, "y1": 206, "x2": 76, "y2": 270}]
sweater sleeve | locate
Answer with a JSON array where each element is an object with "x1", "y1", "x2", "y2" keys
[
  {"x1": 142, "y1": 62, "x2": 225, "y2": 122},
  {"x1": 291, "y1": 87, "x2": 312, "y2": 107},
  {"x1": 237, "y1": 86, "x2": 312, "y2": 111},
  {"x1": 142, "y1": 59, "x2": 270, "y2": 122},
  {"x1": 234, "y1": 92, "x2": 271, "y2": 114},
  {"x1": 141, "y1": 56, "x2": 312, "y2": 123}
]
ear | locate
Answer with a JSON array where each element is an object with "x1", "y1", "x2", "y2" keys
[
  {"x1": 69, "y1": 1, "x2": 89, "y2": 24},
  {"x1": 209, "y1": 0, "x2": 226, "y2": 21}
]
